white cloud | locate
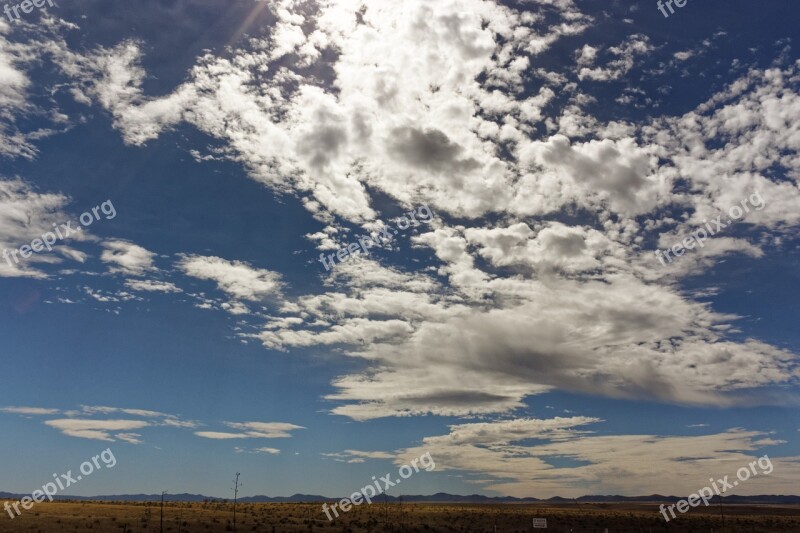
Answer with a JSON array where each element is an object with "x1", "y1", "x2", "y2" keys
[
  {"x1": 1, "y1": 405, "x2": 200, "y2": 442},
  {"x1": 245, "y1": 61, "x2": 799, "y2": 419},
  {"x1": 195, "y1": 431, "x2": 250, "y2": 440},
  {"x1": 13, "y1": 0, "x2": 796, "y2": 427},
  {"x1": 195, "y1": 421, "x2": 304, "y2": 439},
  {"x1": 177, "y1": 255, "x2": 282, "y2": 302},
  {"x1": 253, "y1": 447, "x2": 281, "y2": 455},
  {"x1": 124, "y1": 279, "x2": 182, "y2": 293},
  {"x1": 575, "y1": 44, "x2": 598, "y2": 66},
  {"x1": 323, "y1": 449, "x2": 396, "y2": 462},
  {"x1": 0, "y1": 18, "x2": 88, "y2": 159},
  {"x1": 78, "y1": 405, "x2": 198, "y2": 428},
  {"x1": 234, "y1": 446, "x2": 282, "y2": 454},
  {"x1": 115, "y1": 433, "x2": 143, "y2": 444},
  {"x1": 392, "y1": 417, "x2": 800, "y2": 497},
  {"x1": 44, "y1": 419, "x2": 151, "y2": 441},
  {"x1": 0, "y1": 406, "x2": 60, "y2": 415},
  {"x1": 69, "y1": 0, "x2": 593, "y2": 221},
  {"x1": 224, "y1": 421, "x2": 305, "y2": 438},
  {"x1": 577, "y1": 34, "x2": 654, "y2": 81},
  {"x1": 0, "y1": 21, "x2": 35, "y2": 159},
  {"x1": 258, "y1": 247, "x2": 798, "y2": 420},
  {"x1": 514, "y1": 134, "x2": 666, "y2": 217},
  {"x1": 0, "y1": 179, "x2": 88, "y2": 278},
  {"x1": 101, "y1": 240, "x2": 156, "y2": 275}
]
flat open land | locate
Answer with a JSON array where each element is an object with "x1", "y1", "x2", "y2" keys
[{"x1": 2, "y1": 500, "x2": 800, "y2": 532}]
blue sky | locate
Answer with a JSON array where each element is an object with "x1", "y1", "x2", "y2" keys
[{"x1": 0, "y1": 0, "x2": 798, "y2": 499}]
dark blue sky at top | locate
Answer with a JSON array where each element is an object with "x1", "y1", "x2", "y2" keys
[{"x1": 0, "y1": 0, "x2": 798, "y2": 497}]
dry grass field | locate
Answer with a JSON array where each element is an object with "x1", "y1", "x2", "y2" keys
[{"x1": 2, "y1": 500, "x2": 800, "y2": 532}]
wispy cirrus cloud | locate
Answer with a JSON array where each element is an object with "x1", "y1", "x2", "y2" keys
[
  {"x1": 115, "y1": 433, "x2": 144, "y2": 444},
  {"x1": 322, "y1": 450, "x2": 396, "y2": 463},
  {"x1": 254, "y1": 447, "x2": 281, "y2": 454},
  {"x1": 2, "y1": 404, "x2": 199, "y2": 443},
  {"x1": 78, "y1": 405, "x2": 199, "y2": 429},
  {"x1": 0, "y1": 406, "x2": 60, "y2": 415},
  {"x1": 235, "y1": 446, "x2": 281, "y2": 455},
  {"x1": 44, "y1": 418, "x2": 151, "y2": 441},
  {"x1": 0, "y1": 179, "x2": 90, "y2": 279},
  {"x1": 195, "y1": 421, "x2": 304, "y2": 440},
  {"x1": 124, "y1": 279, "x2": 182, "y2": 293}
]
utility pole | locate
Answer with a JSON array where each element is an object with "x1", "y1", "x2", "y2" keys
[
  {"x1": 718, "y1": 486, "x2": 726, "y2": 532},
  {"x1": 383, "y1": 492, "x2": 389, "y2": 531},
  {"x1": 398, "y1": 496, "x2": 403, "y2": 533},
  {"x1": 160, "y1": 491, "x2": 167, "y2": 533},
  {"x1": 232, "y1": 472, "x2": 241, "y2": 533}
]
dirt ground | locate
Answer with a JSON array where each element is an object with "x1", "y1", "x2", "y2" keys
[{"x1": 2, "y1": 500, "x2": 800, "y2": 532}]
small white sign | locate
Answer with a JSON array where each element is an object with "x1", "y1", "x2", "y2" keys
[{"x1": 533, "y1": 517, "x2": 547, "y2": 528}]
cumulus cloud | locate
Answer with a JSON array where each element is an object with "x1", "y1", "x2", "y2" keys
[
  {"x1": 177, "y1": 255, "x2": 282, "y2": 302},
  {"x1": 7, "y1": 0, "x2": 795, "y2": 432},
  {"x1": 577, "y1": 34, "x2": 654, "y2": 81},
  {"x1": 65, "y1": 0, "x2": 594, "y2": 221},
  {"x1": 101, "y1": 240, "x2": 156, "y2": 275},
  {"x1": 250, "y1": 62, "x2": 798, "y2": 419},
  {"x1": 515, "y1": 134, "x2": 665, "y2": 217},
  {"x1": 259, "y1": 241, "x2": 798, "y2": 419}
]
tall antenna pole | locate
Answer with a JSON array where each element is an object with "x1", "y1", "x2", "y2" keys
[
  {"x1": 160, "y1": 491, "x2": 166, "y2": 533},
  {"x1": 232, "y1": 473, "x2": 241, "y2": 533},
  {"x1": 399, "y1": 496, "x2": 403, "y2": 533},
  {"x1": 384, "y1": 491, "x2": 389, "y2": 529}
]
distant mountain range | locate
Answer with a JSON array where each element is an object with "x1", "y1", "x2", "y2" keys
[{"x1": 2, "y1": 491, "x2": 799, "y2": 504}]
